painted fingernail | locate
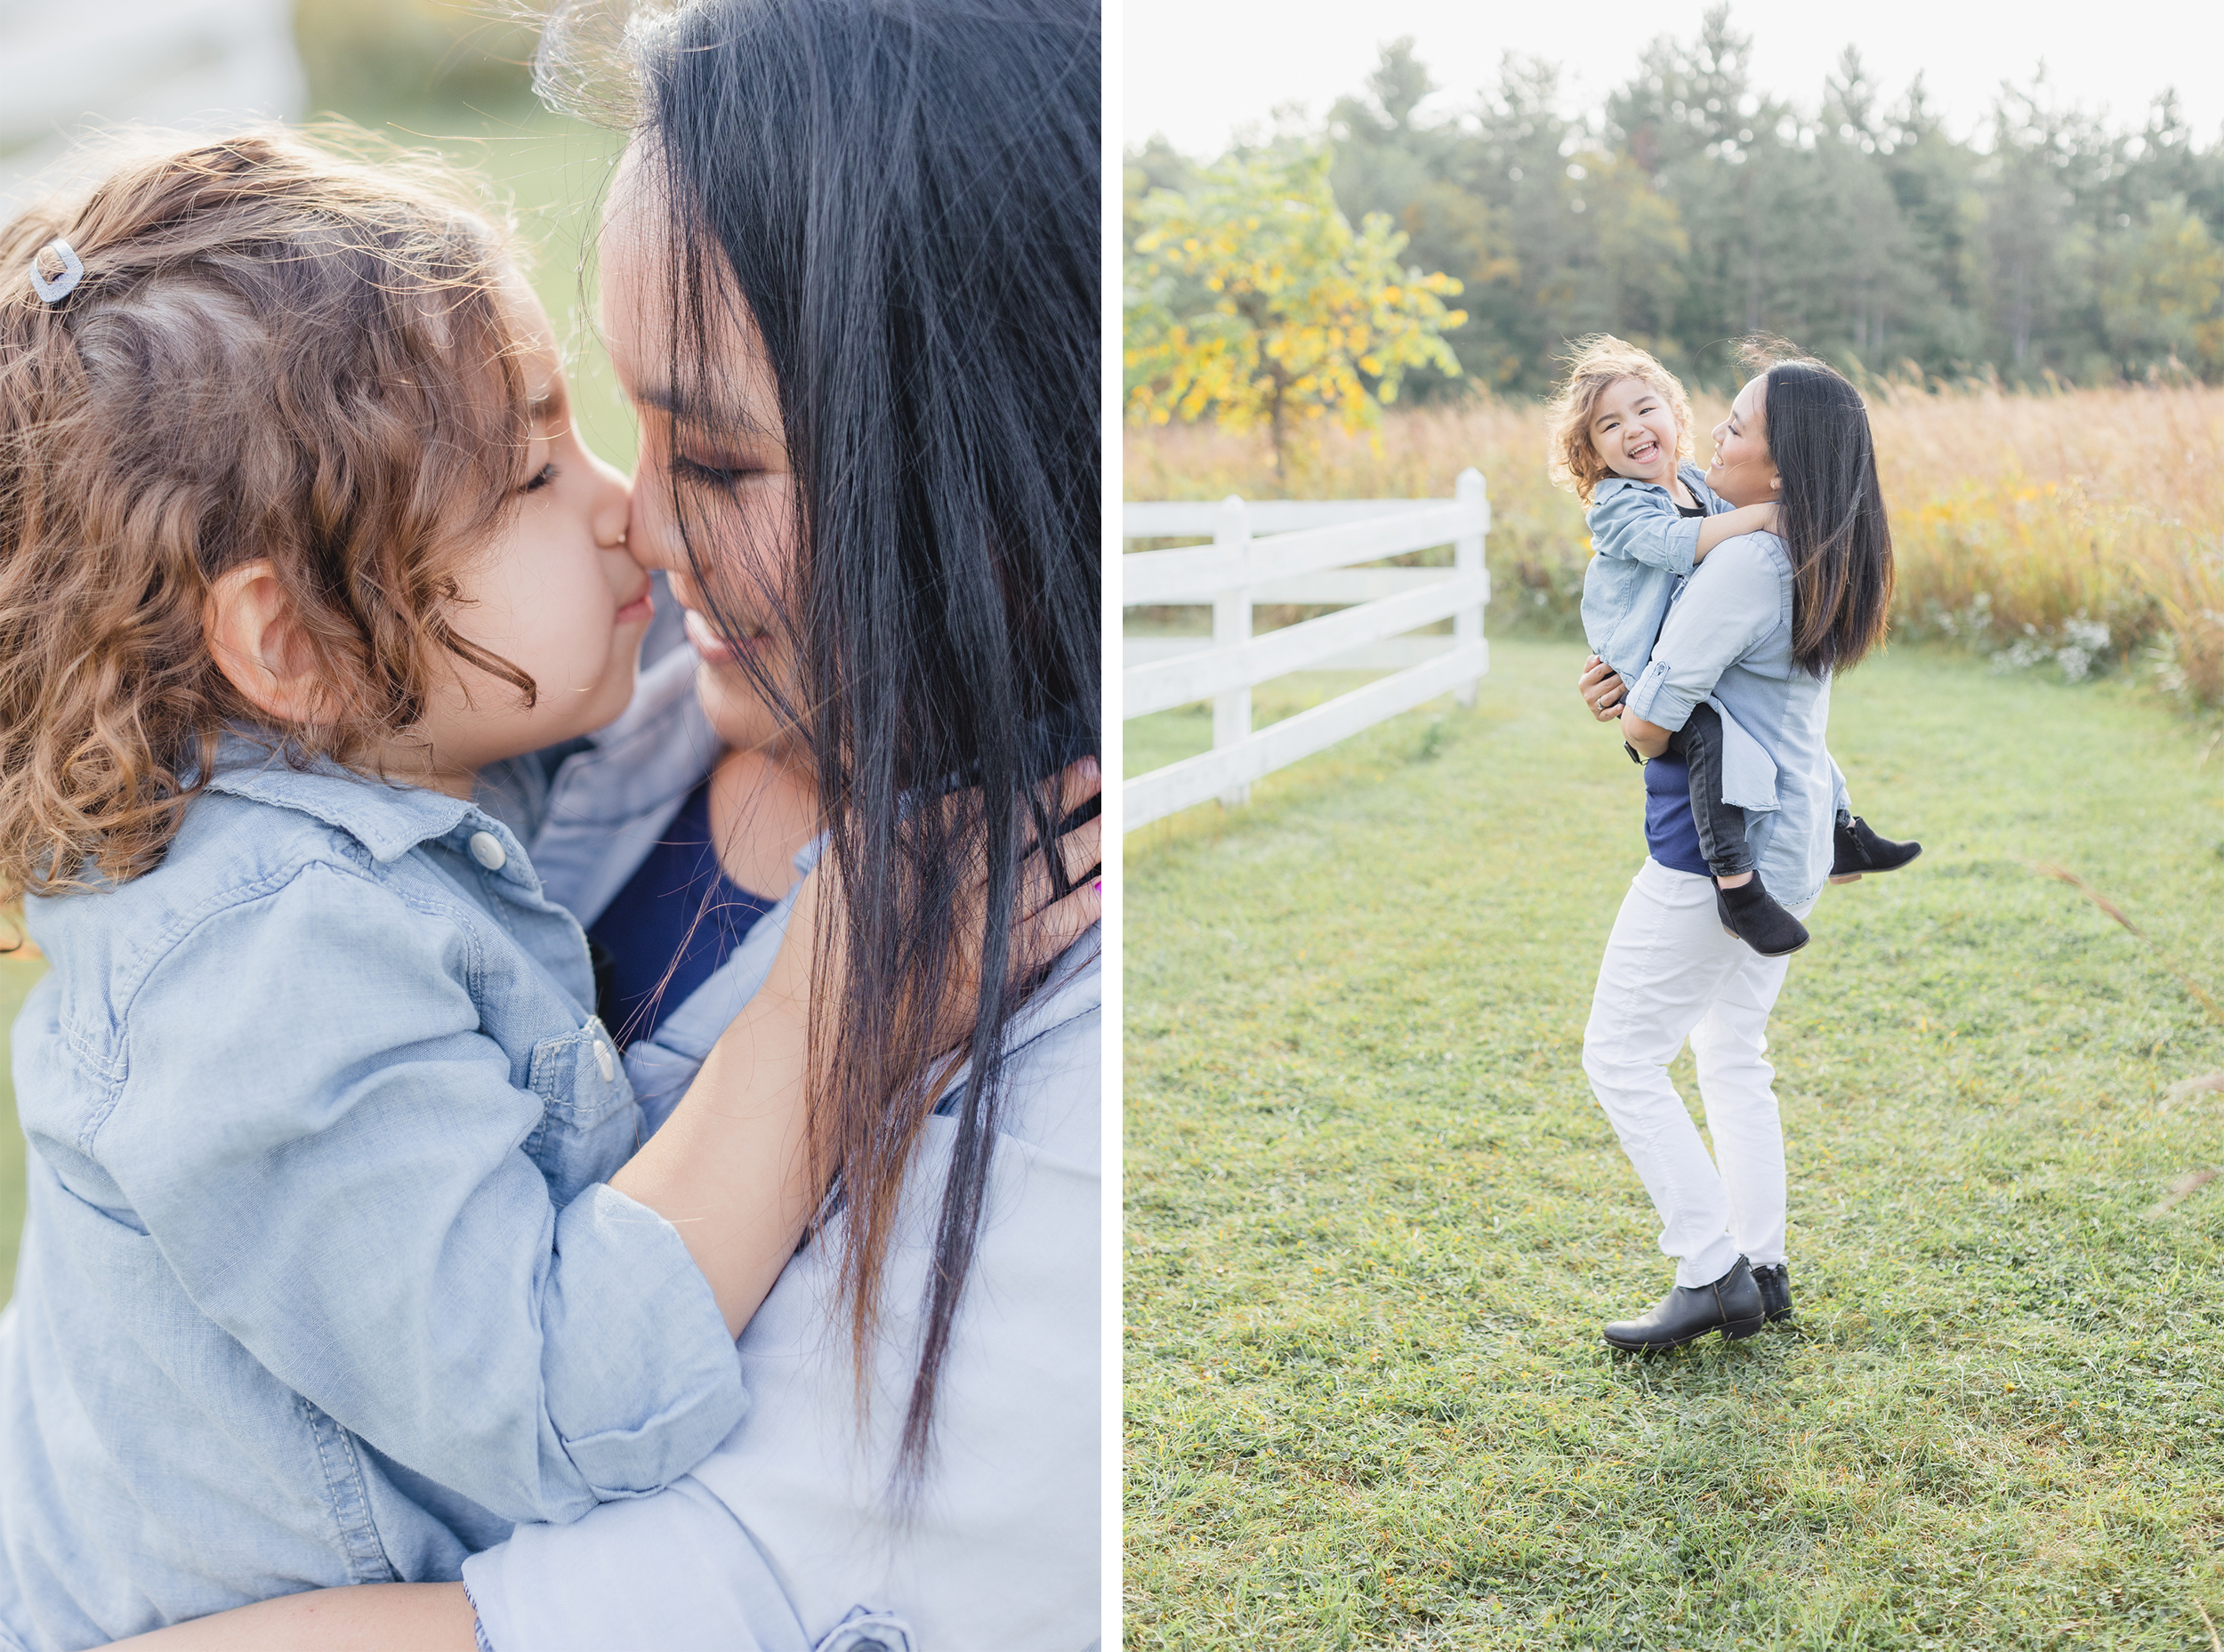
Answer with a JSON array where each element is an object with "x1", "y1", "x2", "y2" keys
[{"x1": 1092, "y1": 878, "x2": 1101, "y2": 892}]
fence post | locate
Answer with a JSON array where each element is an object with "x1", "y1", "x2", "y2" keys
[
  {"x1": 1212, "y1": 494, "x2": 1252, "y2": 807},
  {"x1": 1454, "y1": 467, "x2": 1488, "y2": 710}
]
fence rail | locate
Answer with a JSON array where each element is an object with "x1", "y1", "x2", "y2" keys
[{"x1": 1123, "y1": 470, "x2": 1489, "y2": 829}]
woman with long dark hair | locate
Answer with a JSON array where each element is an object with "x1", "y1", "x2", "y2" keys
[
  {"x1": 1573, "y1": 350, "x2": 1893, "y2": 1352},
  {"x1": 116, "y1": 0, "x2": 1103, "y2": 1646}
]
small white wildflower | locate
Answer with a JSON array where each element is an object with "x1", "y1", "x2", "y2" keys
[{"x1": 2062, "y1": 616, "x2": 2110, "y2": 653}]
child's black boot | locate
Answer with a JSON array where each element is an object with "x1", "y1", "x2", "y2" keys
[
  {"x1": 1713, "y1": 874, "x2": 1809, "y2": 957},
  {"x1": 1833, "y1": 812, "x2": 1921, "y2": 878}
]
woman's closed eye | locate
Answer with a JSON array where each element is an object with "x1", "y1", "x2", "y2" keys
[
  {"x1": 674, "y1": 454, "x2": 762, "y2": 489},
  {"x1": 522, "y1": 461, "x2": 558, "y2": 494}
]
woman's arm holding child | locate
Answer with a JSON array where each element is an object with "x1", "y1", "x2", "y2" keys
[
  {"x1": 1616, "y1": 538, "x2": 1784, "y2": 748},
  {"x1": 1580, "y1": 656, "x2": 1628, "y2": 720}
]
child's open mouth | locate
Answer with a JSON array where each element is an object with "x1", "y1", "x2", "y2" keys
[{"x1": 1627, "y1": 436, "x2": 1661, "y2": 464}]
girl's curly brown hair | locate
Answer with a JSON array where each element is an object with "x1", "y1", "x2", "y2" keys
[
  {"x1": 0, "y1": 130, "x2": 536, "y2": 898},
  {"x1": 1543, "y1": 334, "x2": 1695, "y2": 505}
]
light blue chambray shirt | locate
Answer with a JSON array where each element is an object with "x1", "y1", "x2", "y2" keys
[
  {"x1": 1581, "y1": 462, "x2": 1732, "y2": 681},
  {"x1": 0, "y1": 739, "x2": 747, "y2": 1652},
  {"x1": 466, "y1": 646, "x2": 1102, "y2": 1652},
  {"x1": 1621, "y1": 532, "x2": 1839, "y2": 907}
]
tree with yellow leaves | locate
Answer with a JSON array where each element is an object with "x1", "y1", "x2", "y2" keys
[{"x1": 1124, "y1": 147, "x2": 1467, "y2": 473}]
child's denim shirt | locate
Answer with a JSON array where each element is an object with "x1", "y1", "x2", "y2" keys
[
  {"x1": 0, "y1": 744, "x2": 745, "y2": 1652},
  {"x1": 1581, "y1": 462, "x2": 1731, "y2": 681}
]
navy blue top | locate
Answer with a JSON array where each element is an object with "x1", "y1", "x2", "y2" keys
[
  {"x1": 586, "y1": 778, "x2": 776, "y2": 1047},
  {"x1": 1641, "y1": 752, "x2": 1710, "y2": 878},
  {"x1": 1631, "y1": 504, "x2": 1704, "y2": 874}
]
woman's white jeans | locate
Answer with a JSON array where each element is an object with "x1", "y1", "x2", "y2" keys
[{"x1": 1582, "y1": 858, "x2": 1812, "y2": 1287}]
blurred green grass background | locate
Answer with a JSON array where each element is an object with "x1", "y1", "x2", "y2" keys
[{"x1": 0, "y1": 4, "x2": 638, "y2": 1307}]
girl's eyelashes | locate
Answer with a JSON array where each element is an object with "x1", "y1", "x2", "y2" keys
[{"x1": 522, "y1": 461, "x2": 558, "y2": 494}]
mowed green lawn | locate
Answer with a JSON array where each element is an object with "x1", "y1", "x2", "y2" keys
[{"x1": 1124, "y1": 639, "x2": 2224, "y2": 1649}]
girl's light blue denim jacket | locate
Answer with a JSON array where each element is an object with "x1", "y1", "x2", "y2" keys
[
  {"x1": 1621, "y1": 532, "x2": 1839, "y2": 906},
  {"x1": 1581, "y1": 462, "x2": 1729, "y2": 681},
  {"x1": 0, "y1": 734, "x2": 748, "y2": 1652}
]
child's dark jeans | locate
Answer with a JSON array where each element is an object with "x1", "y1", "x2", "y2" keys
[{"x1": 1666, "y1": 702, "x2": 1753, "y2": 878}]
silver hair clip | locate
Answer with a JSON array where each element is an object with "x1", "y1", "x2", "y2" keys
[{"x1": 29, "y1": 238, "x2": 84, "y2": 304}]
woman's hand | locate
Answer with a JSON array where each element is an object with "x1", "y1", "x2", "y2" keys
[
  {"x1": 952, "y1": 757, "x2": 1104, "y2": 1022},
  {"x1": 1578, "y1": 656, "x2": 1628, "y2": 721},
  {"x1": 761, "y1": 758, "x2": 1101, "y2": 1052},
  {"x1": 611, "y1": 758, "x2": 1100, "y2": 1339}
]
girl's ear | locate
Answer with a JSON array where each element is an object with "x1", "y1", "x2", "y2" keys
[{"x1": 204, "y1": 561, "x2": 334, "y2": 726}]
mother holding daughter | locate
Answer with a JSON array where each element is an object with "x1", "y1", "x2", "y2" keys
[
  {"x1": 0, "y1": 0, "x2": 1100, "y2": 1648},
  {"x1": 1567, "y1": 343, "x2": 1902, "y2": 1353}
]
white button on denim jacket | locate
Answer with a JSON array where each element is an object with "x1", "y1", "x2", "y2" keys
[{"x1": 0, "y1": 737, "x2": 745, "y2": 1652}]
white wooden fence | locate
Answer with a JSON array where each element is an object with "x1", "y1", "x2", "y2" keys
[{"x1": 1123, "y1": 469, "x2": 1490, "y2": 828}]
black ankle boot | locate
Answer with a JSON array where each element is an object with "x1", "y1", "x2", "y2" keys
[
  {"x1": 1750, "y1": 1261, "x2": 1793, "y2": 1324},
  {"x1": 1833, "y1": 813, "x2": 1922, "y2": 878},
  {"x1": 1601, "y1": 1256, "x2": 1767, "y2": 1352},
  {"x1": 1714, "y1": 874, "x2": 1809, "y2": 957}
]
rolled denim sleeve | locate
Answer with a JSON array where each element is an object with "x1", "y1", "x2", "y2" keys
[
  {"x1": 97, "y1": 864, "x2": 745, "y2": 1524},
  {"x1": 1621, "y1": 536, "x2": 1783, "y2": 733},
  {"x1": 464, "y1": 1479, "x2": 817, "y2": 1652},
  {"x1": 1588, "y1": 482, "x2": 1702, "y2": 576}
]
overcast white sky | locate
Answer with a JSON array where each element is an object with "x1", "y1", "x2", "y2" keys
[{"x1": 1122, "y1": 0, "x2": 2219, "y2": 157}]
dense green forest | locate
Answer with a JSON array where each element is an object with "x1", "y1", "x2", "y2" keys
[{"x1": 1127, "y1": 6, "x2": 2224, "y2": 396}]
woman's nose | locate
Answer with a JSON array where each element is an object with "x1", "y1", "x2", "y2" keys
[{"x1": 618, "y1": 484, "x2": 686, "y2": 576}]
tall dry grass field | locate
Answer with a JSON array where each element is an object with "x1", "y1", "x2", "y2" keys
[{"x1": 1124, "y1": 384, "x2": 2224, "y2": 708}]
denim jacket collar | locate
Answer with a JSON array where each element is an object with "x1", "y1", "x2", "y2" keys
[
  {"x1": 1592, "y1": 461, "x2": 1716, "y2": 509},
  {"x1": 202, "y1": 735, "x2": 524, "y2": 872}
]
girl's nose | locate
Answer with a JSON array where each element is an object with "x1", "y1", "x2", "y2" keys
[{"x1": 590, "y1": 454, "x2": 633, "y2": 554}]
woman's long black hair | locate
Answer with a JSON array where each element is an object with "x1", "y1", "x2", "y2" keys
[
  {"x1": 1740, "y1": 342, "x2": 1894, "y2": 677},
  {"x1": 538, "y1": 0, "x2": 1098, "y2": 1476}
]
